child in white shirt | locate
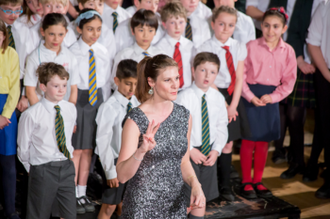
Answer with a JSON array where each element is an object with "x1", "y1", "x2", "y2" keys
[{"x1": 102, "y1": 0, "x2": 131, "y2": 33}]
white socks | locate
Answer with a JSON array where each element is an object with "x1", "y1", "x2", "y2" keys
[{"x1": 76, "y1": 185, "x2": 87, "y2": 201}]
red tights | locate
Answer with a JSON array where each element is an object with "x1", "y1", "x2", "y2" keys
[{"x1": 240, "y1": 139, "x2": 268, "y2": 191}]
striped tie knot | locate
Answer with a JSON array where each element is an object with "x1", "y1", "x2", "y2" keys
[
  {"x1": 142, "y1": 51, "x2": 150, "y2": 57},
  {"x1": 222, "y1": 46, "x2": 236, "y2": 95},
  {"x1": 175, "y1": 42, "x2": 180, "y2": 48},
  {"x1": 89, "y1": 49, "x2": 98, "y2": 106},
  {"x1": 201, "y1": 94, "x2": 210, "y2": 156},
  {"x1": 112, "y1": 12, "x2": 118, "y2": 33},
  {"x1": 54, "y1": 105, "x2": 70, "y2": 159},
  {"x1": 185, "y1": 18, "x2": 192, "y2": 41},
  {"x1": 127, "y1": 101, "x2": 133, "y2": 114},
  {"x1": 7, "y1": 25, "x2": 16, "y2": 50}
]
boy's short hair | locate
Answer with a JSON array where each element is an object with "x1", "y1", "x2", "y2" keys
[
  {"x1": 116, "y1": 59, "x2": 138, "y2": 79},
  {"x1": 212, "y1": 5, "x2": 237, "y2": 23},
  {"x1": 131, "y1": 9, "x2": 158, "y2": 32},
  {"x1": 0, "y1": 0, "x2": 23, "y2": 6},
  {"x1": 160, "y1": 2, "x2": 187, "y2": 23},
  {"x1": 37, "y1": 62, "x2": 70, "y2": 85},
  {"x1": 39, "y1": 0, "x2": 68, "y2": 6},
  {"x1": 193, "y1": 52, "x2": 220, "y2": 71},
  {"x1": 77, "y1": 0, "x2": 103, "y2": 6}
]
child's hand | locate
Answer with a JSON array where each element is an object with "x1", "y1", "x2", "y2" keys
[
  {"x1": 107, "y1": 178, "x2": 119, "y2": 188},
  {"x1": 227, "y1": 105, "x2": 238, "y2": 123},
  {"x1": 139, "y1": 120, "x2": 160, "y2": 154},
  {"x1": 17, "y1": 96, "x2": 29, "y2": 112},
  {"x1": 0, "y1": 115, "x2": 10, "y2": 129},
  {"x1": 203, "y1": 150, "x2": 218, "y2": 166},
  {"x1": 260, "y1": 94, "x2": 272, "y2": 104},
  {"x1": 298, "y1": 59, "x2": 315, "y2": 74},
  {"x1": 190, "y1": 148, "x2": 207, "y2": 165},
  {"x1": 251, "y1": 96, "x2": 266, "y2": 107}
]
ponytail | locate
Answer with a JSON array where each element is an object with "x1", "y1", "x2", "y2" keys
[{"x1": 136, "y1": 57, "x2": 152, "y2": 103}]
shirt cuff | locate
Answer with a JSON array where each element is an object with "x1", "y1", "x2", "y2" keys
[
  {"x1": 105, "y1": 169, "x2": 117, "y2": 180},
  {"x1": 269, "y1": 93, "x2": 281, "y2": 104},
  {"x1": 306, "y1": 38, "x2": 321, "y2": 47},
  {"x1": 1, "y1": 109, "x2": 13, "y2": 119}
]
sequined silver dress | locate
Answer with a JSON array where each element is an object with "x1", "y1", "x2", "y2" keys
[{"x1": 121, "y1": 102, "x2": 190, "y2": 219}]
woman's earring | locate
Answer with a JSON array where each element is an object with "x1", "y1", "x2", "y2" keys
[{"x1": 148, "y1": 87, "x2": 154, "y2": 95}]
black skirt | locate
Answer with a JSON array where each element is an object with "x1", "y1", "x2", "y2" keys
[
  {"x1": 72, "y1": 88, "x2": 103, "y2": 150},
  {"x1": 242, "y1": 84, "x2": 280, "y2": 142},
  {"x1": 218, "y1": 88, "x2": 251, "y2": 142}
]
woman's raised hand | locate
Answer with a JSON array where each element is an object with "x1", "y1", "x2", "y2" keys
[{"x1": 139, "y1": 120, "x2": 160, "y2": 153}]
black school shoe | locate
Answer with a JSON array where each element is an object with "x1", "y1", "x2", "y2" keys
[
  {"x1": 240, "y1": 183, "x2": 257, "y2": 199},
  {"x1": 315, "y1": 183, "x2": 330, "y2": 199},
  {"x1": 253, "y1": 182, "x2": 273, "y2": 198},
  {"x1": 219, "y1": 186, "x2": 235, "y2": 201},
  {"x1": 280, "y1": 163, "x2": 305, "y2": 179},
  {"x1": 76, "y1": 198, "x2": 86, "y2": 214},
  {"x1": 78, "y1": 196, "x2": 95, "y2": 212},
  {"x1": 303, "y1": 164, "x2": 319, "y2": 182}
]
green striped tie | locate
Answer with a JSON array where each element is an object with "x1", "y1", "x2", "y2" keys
[
  {"x1": 127, "y1": 101, "x2": 132, "y2": 114},
  {"x1": 185, "y1": 18, "x2": 192, "y2": 41},
  {"x1": 112, "y1": 12, "x2": 118, "y2": 33},
  {"x1": 7, "y1": 26, "x2": 16, "y2": 50},
  {"x1": 201, "y1": 94, "x2": 210, "y2": 156},
  {"x1": 89, "y1": 49, "x2": 97, "y2": 106},
  {"x1": 55, "y1": 105, "x2": 70, "y2": 159}
]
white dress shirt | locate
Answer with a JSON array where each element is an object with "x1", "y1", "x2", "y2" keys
[
  {"x1": 234, "y1": 11, "x2": 256, "y2": 44},
  {"x1": 155, "y1": 34, "x2": 194, "y2": 90},
  {"x1": 195, "y1": 1, "x2": 212, "y2": 20},
  {"x1": 175, "y1": 83, "x2": 228, "y2": 155},
  {"x1": 95, "y1": 90, "x2": 140, "y2": 179},
  {"x1": 103, "y1": 5, "x2": 132, "y2": 31},
  {"x1": 196, "y1": 36, "x2": 247, "y2": 88},
  {"x1": 126, "y1": 5, "x2": 137, "y2": 16},
  {"x1": 5, "y1": 21, "x2": 35, "y2": 79},
  {"x1": 69, "y1": 38, "x2": 112, "y2": 101},
  {"x1": 111, "y1": 43, "x2": 165, "y2": 89},
  {"x1": 17, "y1": 14, "x2": 42, "y2": 28},
  {"x1": 185, "y1": 10, "x2": 211, "y2": 48},
  {"x1": 246, "y1": 0, "x2": 270, "y2": 30},
  {"x1": 114, "y1": 16, "x2": 165, "y2": 53},
  {"x1": 30, "y1": 21, "x2": 77, "y2": 50},
  {"x1": 17, "y1": 98, "x2": 77, "y2": 172},
  {"x1": 24, "y1": 44, "x2": 80, "y2": 101},
  {"x1": 306, "y1": 1, "x2": 330, "y2": 68}
]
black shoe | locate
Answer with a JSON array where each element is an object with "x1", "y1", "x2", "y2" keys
[
  {"x1": 219, "y1": 186, "x2": 235, "y2": 201},
  {"x1": 76, "y1": 199, "x2": 86, "y2": 214},
  {"x1": 230, "y1": 165, "x2": 240, "y2": 179},
  {"x1": 303, "y1": 165, "x2": 319, "y2": 182},
  {"x1": 315, "y1": 183, "x2": 330, "y2": 199},
  {"x1": 240, "y1": 183, "x2": 257, "y2": 199},
  {"x1": 78, "y1": 196, "x2": 95, "y2": 213},
  {"x1": 271, "y1": 149, "x2": 287, "y2": 164},
  {"x1": 280, "y1": 163, "x2": 305, "y2": 179},
  {"x1": 253, "y1": 182, "x2": 273, "y2": 198}
]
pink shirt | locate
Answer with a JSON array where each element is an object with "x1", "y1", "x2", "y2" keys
[{"x1": 242, "y1": 37, "x2": 297, "y2": 103}]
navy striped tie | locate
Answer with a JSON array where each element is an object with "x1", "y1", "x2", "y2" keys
[
  {"x1": 55, "y1": 105, "x2": 70, "y2": 159},
  {"x1": 201, "y1": 94, "x2": 210, "y2": 156},
  {"x1": 127, "y1": 102, "x2": 133, "y2": 114},
  {"x1": 112, "y1": 12, "x2": 118, "y2": 33},
  {"x1": 7, "y1": 26, "x2": 16, "y2": 50},
  {"x1": 185, "y1": 18, "x2": 192, "y2": 41}
]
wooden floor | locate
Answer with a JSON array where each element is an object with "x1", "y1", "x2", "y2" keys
[{"x1": 232, "y1": 131, "x2": 330, "y2": 219}]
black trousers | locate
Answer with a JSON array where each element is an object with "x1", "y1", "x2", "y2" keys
[{"x1": 314, "y1": 69, "x2": 330, "y2": 183}]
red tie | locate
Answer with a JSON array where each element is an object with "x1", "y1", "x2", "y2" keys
[
  {"x1": 222, "y1": 46, "x2": 236, "y2": 95},
  {"x1": 173, "y1": 42, "x2": 184, "y2": 88}
]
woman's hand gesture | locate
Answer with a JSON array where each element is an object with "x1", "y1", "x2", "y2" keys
[{"x1": 139, "y1": 120, "x2": 160, "y2": 154}]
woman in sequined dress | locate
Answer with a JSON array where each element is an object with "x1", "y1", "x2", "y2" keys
[{"x1": 116, "y1": 55, "x2": 206, "y2": 219}]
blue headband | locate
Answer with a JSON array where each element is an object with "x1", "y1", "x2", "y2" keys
[{"x1": 75, "y1": 11, "x2": 102, "y2": 26}]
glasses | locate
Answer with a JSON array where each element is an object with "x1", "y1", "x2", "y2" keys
[{"x1": 0, "y1": 7, "x2": 23, "y2": 15}]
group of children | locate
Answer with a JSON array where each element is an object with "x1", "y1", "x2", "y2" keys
[{"x1": 1, "y1": 0, "x2": 329, "y2": 218}]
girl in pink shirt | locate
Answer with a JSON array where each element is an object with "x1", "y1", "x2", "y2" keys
[{"x1": 239, "y1": 7, "x2": 297, "y2": 199}]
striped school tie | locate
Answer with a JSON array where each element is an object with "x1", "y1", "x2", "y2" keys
[
  {"x1": 127, "y1": 102, "x2": 133, "y2": 114},
  {"x1": 112, "y1": 12, "x2": 118, "y2": 33},
  {"x1": 201, "y1": 94, "x2": 210, "y2": 156},
  {"x1": 142, "y1": 51, "x2": 150, "y2": 57},
  {"x1": 222, "y1": 46, "x2": 236, "y2": 95},
  {"x1": 7, "y1": 26, "x2": 16, "y2": 50},
  {"x1": 89, "y1": 49, "x2": 97, "y2": 106},
  {"x1": 173, "y1": 42, "x2": 184, "y2": 88},
  {"x1": 55, "y1": 105, "x2": 70, "y2": 159},
  {"x1": 185, "y1": 18, "x2": 192, "y2": 41}
]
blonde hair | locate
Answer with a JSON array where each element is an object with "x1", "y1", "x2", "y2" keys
[
  {"x1": 39, "y1": 0, "x2": 68, "y2": 6},
  {"x1": 136, "y1": 55, "x2": 178, "y2": 103},
  {"x1": 160, "y1": 1, "x2": 187, "y2": 23},
  {"x1": 212, "y1": 5, "x2": 237, "y2": 22}
]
